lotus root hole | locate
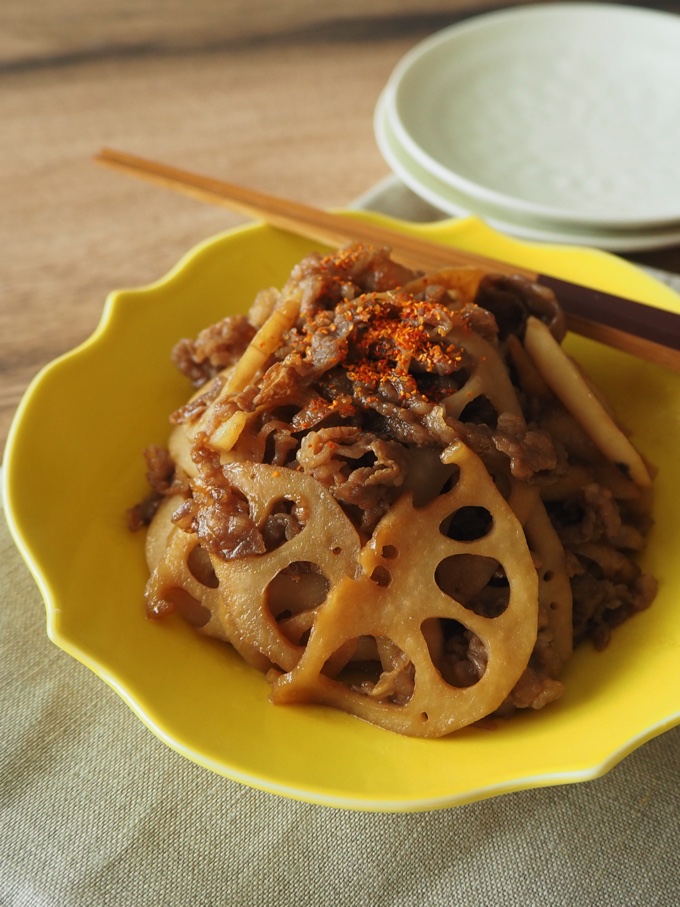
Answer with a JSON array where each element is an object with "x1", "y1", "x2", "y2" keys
[
  {"x1": 459, "y1": 394, "x2": 498, "y2": 426},
  {"x1": 435, "y1": 555, "x2": 509, "y2": 617},
  {"x1": 262, "y1": 497, "x2": 306, "y2": 552},
  {"x1": 322, "y1": 637, "x2": 414, "y2": 704},
  {"x1": 441, "y1": 506, "x2": 493, "y2": 541},
  {"x1": 266, "y1": 561, "x2": 330, "y2": 621},
  {"x1": 370, "y1": 566, "x2": 391, "y2": 587},
  {"x1": 322, "y1": 636, "x2": 381, "y2": 683},
  {"x1": 422, "y1": 617, "x2": 486, "y2": 688},
  {"x1": 436, "y1": 464, "x2": 461, "y2": 497},
  {"x1": 186, "y1": 544, "x2": 219, "y2": 588}
]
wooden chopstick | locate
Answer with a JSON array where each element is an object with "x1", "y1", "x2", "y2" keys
[{"x1": 94, "y1": 148, "x2": 680, "y2": 373}]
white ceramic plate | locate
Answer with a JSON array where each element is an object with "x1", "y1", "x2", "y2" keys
[
  {"x1": 374, "y1": 90, "x2": 680, "y2": 252},
  {"x1": 385, "y1": 3, "x2": 680, "y2": 230}
]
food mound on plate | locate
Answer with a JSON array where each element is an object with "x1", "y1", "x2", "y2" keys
[{"x1": 130, "y1": 242, "x2": 657, "y2": 737}]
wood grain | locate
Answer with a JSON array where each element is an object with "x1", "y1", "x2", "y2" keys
[{"x1": 0, "y1": 1, "x2": 529, "y2": 68}]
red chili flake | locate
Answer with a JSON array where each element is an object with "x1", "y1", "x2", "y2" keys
[{"x1": 341, "y1": 292, "x2": 464, "y2": 392}]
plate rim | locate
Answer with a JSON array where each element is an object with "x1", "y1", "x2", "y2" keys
[
  {"x1": 385, "y1": 2, "x2": 680, "y2": 230},
  {"x1": 374, "y1": 89, "x2": 680, "y2": 253}
]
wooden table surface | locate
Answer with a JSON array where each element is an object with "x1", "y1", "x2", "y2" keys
[{"x1": 3, "y1": 0, "x2": 680, "y2": 455}]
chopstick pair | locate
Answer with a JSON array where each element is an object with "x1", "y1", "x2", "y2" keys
[{"x1": 94, "y1": 147, "x2": 680, "y2": 373}]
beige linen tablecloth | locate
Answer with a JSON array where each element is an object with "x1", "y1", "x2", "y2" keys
[{"x1": 2, "y1": 499, "x2": 679, "y2": 905}]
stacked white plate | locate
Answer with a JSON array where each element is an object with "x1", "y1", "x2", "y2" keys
[{"x1": 374, "y1": 3, "x2": 680, "y2": 251}]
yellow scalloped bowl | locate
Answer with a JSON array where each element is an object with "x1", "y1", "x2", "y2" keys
[{"x1": 4, "y1": 215, "x2": 680, "y2": 811}]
